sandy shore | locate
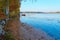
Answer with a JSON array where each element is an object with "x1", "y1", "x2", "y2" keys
[{"x1": 19, "y1": 23, "x2": 55, "y2": 40}]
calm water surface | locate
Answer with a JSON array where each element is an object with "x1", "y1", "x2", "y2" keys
[{"x1": 20, "y1": 13, "x2": 60, "y2": 40}]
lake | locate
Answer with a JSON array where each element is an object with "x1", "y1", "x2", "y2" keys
[{"x1": 20, "y1": 13, "x2": 60, "y2": 40}]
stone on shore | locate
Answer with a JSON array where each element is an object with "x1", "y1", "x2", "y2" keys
[{"x1": 19, "y1": 23, "x2": 55, "y2": 40}]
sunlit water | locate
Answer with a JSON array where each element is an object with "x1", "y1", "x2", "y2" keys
[{"x1": 20, "y1": 13, "x2": 60, "y2": 40}]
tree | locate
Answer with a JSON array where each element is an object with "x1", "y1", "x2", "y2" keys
[
  {"x1": 0, "y1": 0, "x2": 20, "y2": 40},
  {"x1": 0, "y1": 0, "x2": 37, "y2": 40}
]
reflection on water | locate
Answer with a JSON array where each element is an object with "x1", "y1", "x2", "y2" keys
[{"x1": 20, "y1": 13, "x2": 60, "y2": 40}]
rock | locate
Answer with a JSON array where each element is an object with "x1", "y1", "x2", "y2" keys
[{"x1": 19, "y1": 23, "x2": 55, "y2": 40}]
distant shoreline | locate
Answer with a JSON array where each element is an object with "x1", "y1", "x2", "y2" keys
[
  {"x1": 20, "y1": 12, "x2": 60, "y2": 14},
  {"x1": 20, "y1": 12, "x2": 44, "y2": 13}
]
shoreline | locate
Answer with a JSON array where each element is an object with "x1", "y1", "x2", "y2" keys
[{"x1": 19, "y1": 22, "x2": 55, "y2": 40}]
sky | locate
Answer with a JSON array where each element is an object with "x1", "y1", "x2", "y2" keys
[{"x1": 20, "y1": 0, "x2": 60, "y2": 12}]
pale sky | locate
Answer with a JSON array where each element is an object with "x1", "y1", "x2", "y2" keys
[{"x1": 20, "y1": 0, "x2": 60, "y2": 12}]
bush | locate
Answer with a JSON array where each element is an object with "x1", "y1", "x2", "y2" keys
[{"x1": 4, "y1": 30, "x2": 15, "y2": 40}]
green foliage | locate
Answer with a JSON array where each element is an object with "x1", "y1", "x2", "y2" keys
[
  {"x1": 4, "y1": 30, "x2": 15, "y2": 40},
  {"x1": 0, "y1": 1, "x2": 3, "y2": 7}
]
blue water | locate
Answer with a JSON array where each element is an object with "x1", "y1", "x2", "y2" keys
[{"x1": 20, "y1": 13, "x2": 60, "y2": 40}]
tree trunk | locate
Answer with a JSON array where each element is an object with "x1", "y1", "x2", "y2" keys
[{"x1": 6, "y1": 0, "x2": 20, "y2": 40}]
